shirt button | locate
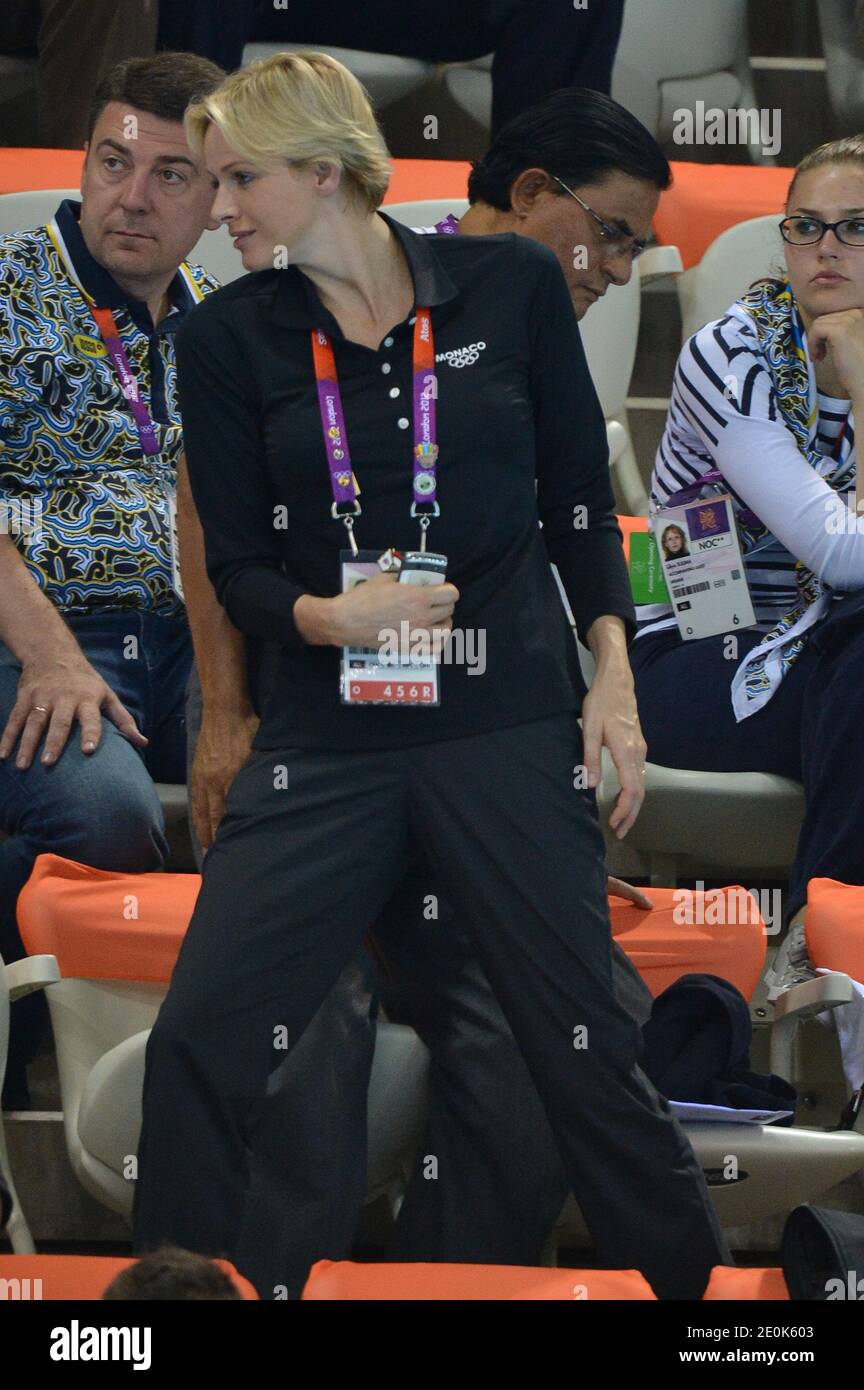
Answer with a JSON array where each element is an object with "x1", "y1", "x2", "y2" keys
[
  {"x1": 381, "y1": 362, "x2": 391, "y2": 374},
  {"x1": 389, "y1": 387, "x2": 400, "y2": 398},
  {"x1": 397, "y1": 417, "x2": 410, "y2": 430},
  {"x1": 408, "y1": 316, "x2": 416, "y2": 325},
  {"x1": 383, "y1": 336, "x2": 394, "y2": 347}
]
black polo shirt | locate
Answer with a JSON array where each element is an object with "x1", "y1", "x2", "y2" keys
[{"x1": 176, "y1": 213, "x2": 634, "y2": 750}]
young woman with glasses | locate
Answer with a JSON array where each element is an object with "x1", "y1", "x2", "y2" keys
[{"x1": 631, "y1": 137, "x2": 864, "y2": 954}]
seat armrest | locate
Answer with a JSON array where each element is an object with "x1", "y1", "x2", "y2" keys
[
  {"x1": 772, "y1": 972, "x2": 854, "y2": 1023},
  {"x1": 4, "y1": 954, "x2": 61, "y2": 1001},
  {"x1": 770, "y1": 972, "x2": 855, "y2": 1083}
]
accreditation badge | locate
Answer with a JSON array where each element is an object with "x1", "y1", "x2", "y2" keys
[
  {"x1": 339, "y1": 550, "x2": 440, "y2": 706},
  {"x1": 651, "y1": 493, "x2": 756, "y2": 640}
]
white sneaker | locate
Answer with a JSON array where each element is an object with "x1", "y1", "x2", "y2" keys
[{"x1": 766, "y1": 922, "x2": 817, "y2": 1002}]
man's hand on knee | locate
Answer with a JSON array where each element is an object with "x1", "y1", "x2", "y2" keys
[{"x1": 0, "y1": 652, "x2": 148, "y2": 770}]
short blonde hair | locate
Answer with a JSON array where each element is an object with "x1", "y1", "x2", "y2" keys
[
  {"x1": 787, "y1": 135, "x2": 864, "y2": 207},
  {"x1": 185, "y1": 51, "x2": 392, "y2": 211}
]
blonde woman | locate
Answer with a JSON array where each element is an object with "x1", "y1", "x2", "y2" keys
[{"x1": 133, "y1": 52, "x2": 728, "y2": 1299}]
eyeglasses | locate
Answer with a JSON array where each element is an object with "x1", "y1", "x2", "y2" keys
[
  {"x1": 551, "y1": 174, "x2": 648, "y2": 260},
  {"x1": 779, "y1": 215, "x2": 864, "y2": 247}
]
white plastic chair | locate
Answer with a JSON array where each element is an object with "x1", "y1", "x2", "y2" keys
[
  {"x1": 818, "y1": 0, "x2": 864, "y2": 129},
  {"x1": 4, "y1": 951, "x2": 429, "y2": 1225},
  {"x1": 579, "y1": 244, "x2": 682, "y2": 514},
  {"x1": 387, "y1": 198, "x2": 681, "y2": 514},
  {"x1": 13, "y1": 887, "x2": 864, "y2": 1248},
  {"x1": 612, "y1": 0, "x2": 771, "y2": 166},
  {"x1": 241, "y1": 42, "x2": 434, "y2": 108},
  {"x1": 1, "y1": 953, "x2": 59, "y2": 1253},
  {"x1": 443, "y1": 1, "x2": 765, "y2": 164},
  {"x1": 441, "y1": 54, "x2": 493, "y2": 129},
  {"x1": 568, "y1": 630, "x2": 806, "y2": 887},
  {"x1": 678, "y1": 214, "x2": 784, "y2": 343},
  {"x1": 0, "y1": 188, "x2": 79, "y2": 238},
  {"x1": 597, "y1": 749, "x2": 806, "y2": 887},
  {"x1": 0, "y1": 188, "x2": 248, "y2": 291}
]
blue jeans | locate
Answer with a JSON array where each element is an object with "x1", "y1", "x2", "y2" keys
[{"x1": 0, "y1": 608, "x2": 192, "y2": 1104}]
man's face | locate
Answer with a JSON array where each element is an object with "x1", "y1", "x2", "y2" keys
[
  {"x1": 518, "y1": 171, "x2": 660, "y2": 319},
  {"x1": 79, "y1": 102, "x2": 218, "y2": 287}
]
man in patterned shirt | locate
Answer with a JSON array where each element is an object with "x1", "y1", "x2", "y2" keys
[{"x1": 0, "y1": 52, "x2": 224, "y2": 1106}]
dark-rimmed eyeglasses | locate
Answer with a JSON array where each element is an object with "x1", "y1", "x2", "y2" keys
[
  {"x1": 551, "y1": 174, "x2": 648, "y2": 260},
  {"x1": 779, "y1": 215, "x2": 864, "y2": 247}
]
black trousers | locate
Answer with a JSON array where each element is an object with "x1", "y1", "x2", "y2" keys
[
  {"x1": 182, "y1": 670, "x2": 655, "y2": 1295},
  {"x1": 249, "y1": 0, "x2": 626, "y2": 134},
  {"x1": 631, "y1": 587, "x2": 864, "y2": 926},
  {"x1": 375, "y1": 862, "x2": 656, "y2": 1269},
  {"x1": 135, "y1": 712, "x2": 729, "y2": 1299}
]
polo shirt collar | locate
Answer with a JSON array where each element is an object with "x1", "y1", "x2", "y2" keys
[
  {"x1": 271, "y1": 209, "x2": 460, "y2": 333},
  {"x1": 50, "y1": 198, "x2": 196, "y2": 330}
]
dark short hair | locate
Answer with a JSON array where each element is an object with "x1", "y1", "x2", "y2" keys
[
  {"x1": 86, "y1": 52, "x2": 226, "y2": 145},
  {"x1": 102, "y1": 1247, "x2": 243, "y2": 1301},
  {"x1": 467, "y1": 87, "x2": 672, "y2": 209}
]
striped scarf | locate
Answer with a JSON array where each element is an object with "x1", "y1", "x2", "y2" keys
[{"x1": 728, "y1": 279, "x2": 849, "y2": 721}]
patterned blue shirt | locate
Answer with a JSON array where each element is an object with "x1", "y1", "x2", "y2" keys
[{"x1": 0, "y1": 199, "x2": 218, "y2": 615}]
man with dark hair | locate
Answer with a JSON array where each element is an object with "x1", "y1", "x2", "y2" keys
[
  {"x1": 458, "y1": 85, "x2": 670, "y2": 318},
  {"x1": 0, "y1": 52, "x2": 225, "y2": 1109},
  {"x1": 178, "y1": 87, "x2": 675, "y2": 1296},
  {"x1": 102, "y1": 1247, "x2": 244, "y2": 1301}
]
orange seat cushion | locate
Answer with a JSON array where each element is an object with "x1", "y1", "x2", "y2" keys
[
  {"x1": 19, "y1": 856, "x2": 765, "y2": 999},
  {"x1": 609, "y1": 886, "x2": 766, "y2": 1001},
  {"x1": 385, "y1": 159, "x2": 472, "y2": 205},
  {"x1": 302, "y1": 1259, "x2": 656, "y2": 1299},
  {"x1": 655, "y1": 161, "x2": 794, "y2": 270},
  {"x1": 0, "y1": 1254, "x2": 258, "y2": 1300},
  {"x1": 0, "y1": 148, "x2": 84, "y2": 194},
  {"x1": 703, "y1": 1266, "x2": 789, "y2": 1300},
  {"x1": 806, "y1": 878, "x2": 864, "y2": 980},
  {"x1": 18, "y1": 854, "x2": 198, "y2": 982}
]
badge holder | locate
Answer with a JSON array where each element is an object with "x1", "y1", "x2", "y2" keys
[
  {"x1": 650, "y1": 491, "x2": 756, "y2": 640},
  {"x1": 315, "y1": 310, "x2": 448, "y2": 706},
  {"x1": 339, "y1": 544, "x2": 445, "y2": 707}
]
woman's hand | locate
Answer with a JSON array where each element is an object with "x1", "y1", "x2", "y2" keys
[
  {"x1": 581, "y1": 664, "x2": 647, "y2": 840},
  {"x1": 607, "y1": 875, "x2": 653, "y2": 909},
  {"x1": 320, "y1": 572, "x2": 460, "y2": 649},
  {"x1": 807, "y1": 308, "x2": 864, "y2": 397}
]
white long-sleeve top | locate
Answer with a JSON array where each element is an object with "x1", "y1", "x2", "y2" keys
[{"x1": 636, "y1": 306, "x2": 862, "y2": 641}]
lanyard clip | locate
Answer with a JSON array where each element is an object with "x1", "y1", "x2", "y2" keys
[
  {"x1": 411, "y1": 501, "x2": 439, "y2": 553},
  {"x1": 332, "y1": 499, "x2": 361, "y2": 556}
]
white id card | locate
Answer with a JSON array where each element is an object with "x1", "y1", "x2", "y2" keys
[
  {"x1": 652, "y1": 493, "x2": 756, "y2": 640},
  {"x1": 165, "y1": 488, "x2": 183, "y2": 601},
  {"x1": 339, "y1": 550, "x2": 440, "y2": 706}
]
